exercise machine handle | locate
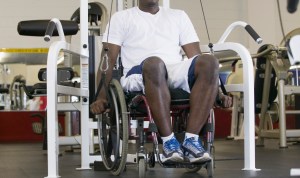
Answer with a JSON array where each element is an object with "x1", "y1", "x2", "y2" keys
[
  {"x1": 245, "y1": 25, "x2": 263, "y2": 44},
  {"x1": 218, "y1": 21, "x2": 263, "y2": 44},
  {"x1": 44, "y1": 21, "x2": 56, "y2": 42},
  {"x1": 44, "y1": 18, "x2": 66, "y2": 42}
]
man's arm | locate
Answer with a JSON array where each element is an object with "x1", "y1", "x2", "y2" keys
[
  {"x1": 181, "y1": 42, "x2": 201, "y2": 59},
  {"x1": 96, "y1": 42, "x2": 121, "y2": 95},
  {"x1": 90, "y1": 42, "x2": 121, "y2": 114}
]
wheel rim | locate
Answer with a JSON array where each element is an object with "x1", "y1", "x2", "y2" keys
[{"x1": 97, "y1": 79, "x2": 128, "y2": 175}]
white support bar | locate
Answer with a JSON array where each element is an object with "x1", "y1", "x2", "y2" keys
[
  {"x1": 163, "y1": 0, "x2": 170, "y2": 8},
  {"x1": 57, "y1": 103, "x2": 81, "y2": 111},
  {"x1": 79, "y1": 0, "x2": 91, "y2": 171},
  {"x1": 89, "y1": 121, "x2": 98, "y2": 129},
  {"x1": 284, "y1": 85, "x2": 300, "y2": 95},
  {"x1": 57, "y1": 85, "x2": 89, "y2": 97},
  {"x1": 217, "y1": 21, "x2": 247, "y2": 44},
  {"x1": 59, "y1": 136, "x2": 82, "y2": 145},
  {"x1": 291, "y1": 169, "x2": 300, "y2": 176},
  {"x1": 130, "y1": 120, "x2": 150, "y2": 128},
  {"x1": 117, "y1": 0, "x2": 124, "y2": 11},
  {"x1": 46, "y1": 40, "x2": 69, "y2": 178},
  {"x1": 45, "y1": 0, "x2": 93, "y2": 177},
  {"x1": 58, "y1": 135, "x2": 100, "y2": 145},
  {"x1": 201, "y1": 42, "x2": 259, "y2": 171},
  {"x1": 225, "y1": 84, "x2": 244, "y2": 92}
]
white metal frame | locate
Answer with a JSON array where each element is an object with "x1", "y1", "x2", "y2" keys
[
  {"x1": 287, "y1": 35, "x2": 300, "y2": 176},
  {"x1": 44, "y1": 0, "x2": 98, "y2": 177},
  {"x1": 203, "y1": 21, "x2": 259, "y2": 171},
  {"x1": 201, "y1": 41, "x2": 258, "y2": 170}
]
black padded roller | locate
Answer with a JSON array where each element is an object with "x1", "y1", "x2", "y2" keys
[
  {"x1": 0, "y1": 88, "x2": 9, "y2": 94},
  {"x1": 17, "y1": 20, "x2": 79, "y2": 37}
]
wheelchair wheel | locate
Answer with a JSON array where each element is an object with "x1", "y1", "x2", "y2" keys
[
  {"x1": 207, "y1": 154, "x2": 214, "y2": 177},
  {"x1": 148, "y1": 151, "x2": 155, "y2": 168},
  {"x1": 98, "y1": 79, "x2": 129, "y2": 175},
  {"x1": 206, "y1": 109, "x2": 215, "y2": 177},
  {"x1": 138, "y1": 157, "x2": 146, "y2": 178}
]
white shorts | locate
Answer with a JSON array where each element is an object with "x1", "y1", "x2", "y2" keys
[{"x1": 120, "y1": 56, "x2": 199, "y2": 93}]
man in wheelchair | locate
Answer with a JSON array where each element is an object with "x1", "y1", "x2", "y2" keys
[{"x1": 90, "y1": 0, "x2": 231, "y2": 164}]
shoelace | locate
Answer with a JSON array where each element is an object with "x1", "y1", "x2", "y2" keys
[
  {"x1": 164, "y1": 138, "x2": 180, "y2": 153},
  {"x1": 188, "y1": 138, "x2": 205, "y2": 152}
]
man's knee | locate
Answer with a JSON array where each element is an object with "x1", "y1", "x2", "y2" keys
[
  {"x1": 195, "y1": 54, "x2": 219, "y2": 74},
  {"x1": 142, "y1": 57, "x2": 167, "y2": 80}
]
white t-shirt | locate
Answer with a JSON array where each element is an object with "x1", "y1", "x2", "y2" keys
[{"x1": 102, "y1": 6, "x2": 199, "y2": 75}]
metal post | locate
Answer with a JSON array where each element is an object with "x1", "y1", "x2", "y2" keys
[
  {"x1": 163, "y1": 0, "x2": 170, "y2": 8},
  {"x1": 117, "y1": 0, "x2": 123, "y2": 11},
  {"x1": 78, "y1": 0, "x2": 91, "y2": 170},
  {"x1": 202, "y1": 42, "x2": 259, "y2": 171},
  {"x1": 277, "y1": 79, "x2": 287, "y2": 148},
  {"x1": 257, "y1": 57, "x2": 272, "y2": 146}
]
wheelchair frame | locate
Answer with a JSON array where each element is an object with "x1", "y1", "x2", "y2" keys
[{"x1": 96, "y1": 77, "x2": 215, "y2": 177}]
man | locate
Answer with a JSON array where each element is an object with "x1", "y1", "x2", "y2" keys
[{"x1": 90, "y1": 0, "x2": 222, "y2": 163}]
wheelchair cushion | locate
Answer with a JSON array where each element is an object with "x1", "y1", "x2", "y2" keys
[
  {"x1": 126, "y1": 89, "x2": 190, "y2": 105},
  {"x1": 169, "y1": 89, "x2": 190, "y2": 105},
  {"x1": 126, "y1": 88, "x2": 190, "y2": 113}
]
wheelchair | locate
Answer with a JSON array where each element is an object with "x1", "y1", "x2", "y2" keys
[{"x1": 95, "y1": 63, "x2": 216, "y2": 178}]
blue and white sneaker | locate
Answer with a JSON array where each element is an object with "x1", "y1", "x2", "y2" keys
[
  {"x1": 161, "y1": 136, "x2": 184, "y2": 163},
  {"x1": 182, "y1": 137, "x2": 211, "y2": 163}
]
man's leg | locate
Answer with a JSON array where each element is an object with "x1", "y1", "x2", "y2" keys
[
  {"x1": 142, "y1": 56, "x2": 183, "y2": 162},
  {"x1": 187, "y1": 54, "x2": 219, "y2": 134},
  {"x1": 142, "y1": 57, "x2": 171, "y2": 137},
  {"x1": 182, "y1": 54, "x2": 219, "y2": 163}
]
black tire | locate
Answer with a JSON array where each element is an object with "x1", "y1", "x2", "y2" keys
[
  {"x1": 138, "y1": 157, "x2": 146, "y2": 178},
  {"x1": 185, "y1": 167, "x2": 201, "y2": 173},
  {"x1": 207, "y1": 158, "x2": 214, "y2": 177},
  {"x1": 98, "y1": 79, "x2": 128, "y2": 175},
  {"x1": 206, "y1": 109, "x2": 215, "y2": 176},
  {"x1": 148, "y1": 151, "x2": 155, "y2": 168}
]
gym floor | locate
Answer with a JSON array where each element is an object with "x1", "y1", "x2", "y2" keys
[{"x1": 1, "y1": 139, "x2": 300, "y2": 178}]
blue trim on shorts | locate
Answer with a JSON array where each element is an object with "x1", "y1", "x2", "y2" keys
[
  {"x1": 188, "y1": 56, "x2": 198, "y2": 89},
  {"x1": 125, "y1": 63, "x2": 144, "y2": 77},
  {"x1": 126, "y1": 57, "x2": 197, "y2": 90}
]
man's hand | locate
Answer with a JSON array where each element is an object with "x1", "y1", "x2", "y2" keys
[
  {"x1": 219, "y1": 94, "x2": 233, "y2": 108},
  {"x1": 215, "y1": 93, "x2": 233, "y2": 108},
  {"x1": 90, "y1": 98, "x2": 110, "y2": 114}
]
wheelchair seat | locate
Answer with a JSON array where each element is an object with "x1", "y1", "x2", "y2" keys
[{"x1": 126, "y1": 88, "x2": 190, "y2": 114}]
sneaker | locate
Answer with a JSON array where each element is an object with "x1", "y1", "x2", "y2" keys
[
  {"x1": 161, "y1": 136, "x2": 184, "y2": 163},
  {"x1": 182, "y1": 137, "x2": 211, "y2": 163}
]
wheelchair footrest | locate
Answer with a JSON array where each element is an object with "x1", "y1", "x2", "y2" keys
[{"x1": 161, "y1": 159, "x2": 211, "y2": 168}]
